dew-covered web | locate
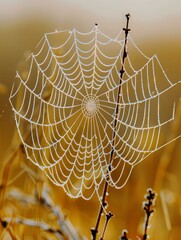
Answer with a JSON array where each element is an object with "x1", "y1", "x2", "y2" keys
[{"x1": 10, "y1": 26, "x2": 181, "y2": 200}]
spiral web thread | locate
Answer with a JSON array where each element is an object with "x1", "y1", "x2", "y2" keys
[{"x1": 10, "y1": 26, "x2": 181, "y2": 200}]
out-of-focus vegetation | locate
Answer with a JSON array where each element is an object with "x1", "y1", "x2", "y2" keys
[
  {"x1": 0, "y1": 139, "x2": 86, "y2": 239},
  {"x1": 0, "y1": 3, "x2": 181, "y2": 239}
]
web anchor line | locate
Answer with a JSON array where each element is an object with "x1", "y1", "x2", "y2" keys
[{"x1": 91, "y1": 13, "x2": 131, "y2": 240}]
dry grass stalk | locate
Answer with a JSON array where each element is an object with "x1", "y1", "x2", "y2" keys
[{"x1": 0, "y1": 141, "x2": 86, "y2": 240}]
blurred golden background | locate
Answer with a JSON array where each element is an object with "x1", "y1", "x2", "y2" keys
[{"x1": 0, "y1": 0, "x2": 181, "y2": 239}]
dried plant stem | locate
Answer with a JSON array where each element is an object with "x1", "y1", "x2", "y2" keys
[
  {"x1": 4, "y1": 180, "x2": 85, "y2": 239},
  {"x1": 0, "y1": 89, "x2": 52, "y2": 208},
  {"x1": 142, "y1": 189, "x2": 156, "y2": 240},
  {"x1": 120, "y1": 230, "x2": 128, "y2": 240},
  {"x1": 91, "y1": 14, "x2": 131, "y2": 240},
  {"x1": 0, "y1": 148, "x2": 19, "y2": 208},
  {"x1": 1, "y1": 216, "x2": 63, "y2": 237},
  {"x1": 154, "y1": 101, "x2": 181, "y2": 190},
  {"x1": 100, "y1": 212, "x2": 114, "y2": 240}
]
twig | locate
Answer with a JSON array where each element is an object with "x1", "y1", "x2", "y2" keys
[
  {"x1": 91, "y1": 13, "x2": 131, "y2": 240},
  {"x1": 100, "y1": 212, "x2": 114, "y2": 240},
  {"x1": 120, "y1": 230, "x2": 128, "y2": 240},
  {"x1": 142, "y1": 188, "x2": 156, "y2": 240}
]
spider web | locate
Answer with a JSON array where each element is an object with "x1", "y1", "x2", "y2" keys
[{"x1": 9, "y1": 26, "x2": 181, "y2": 200}]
